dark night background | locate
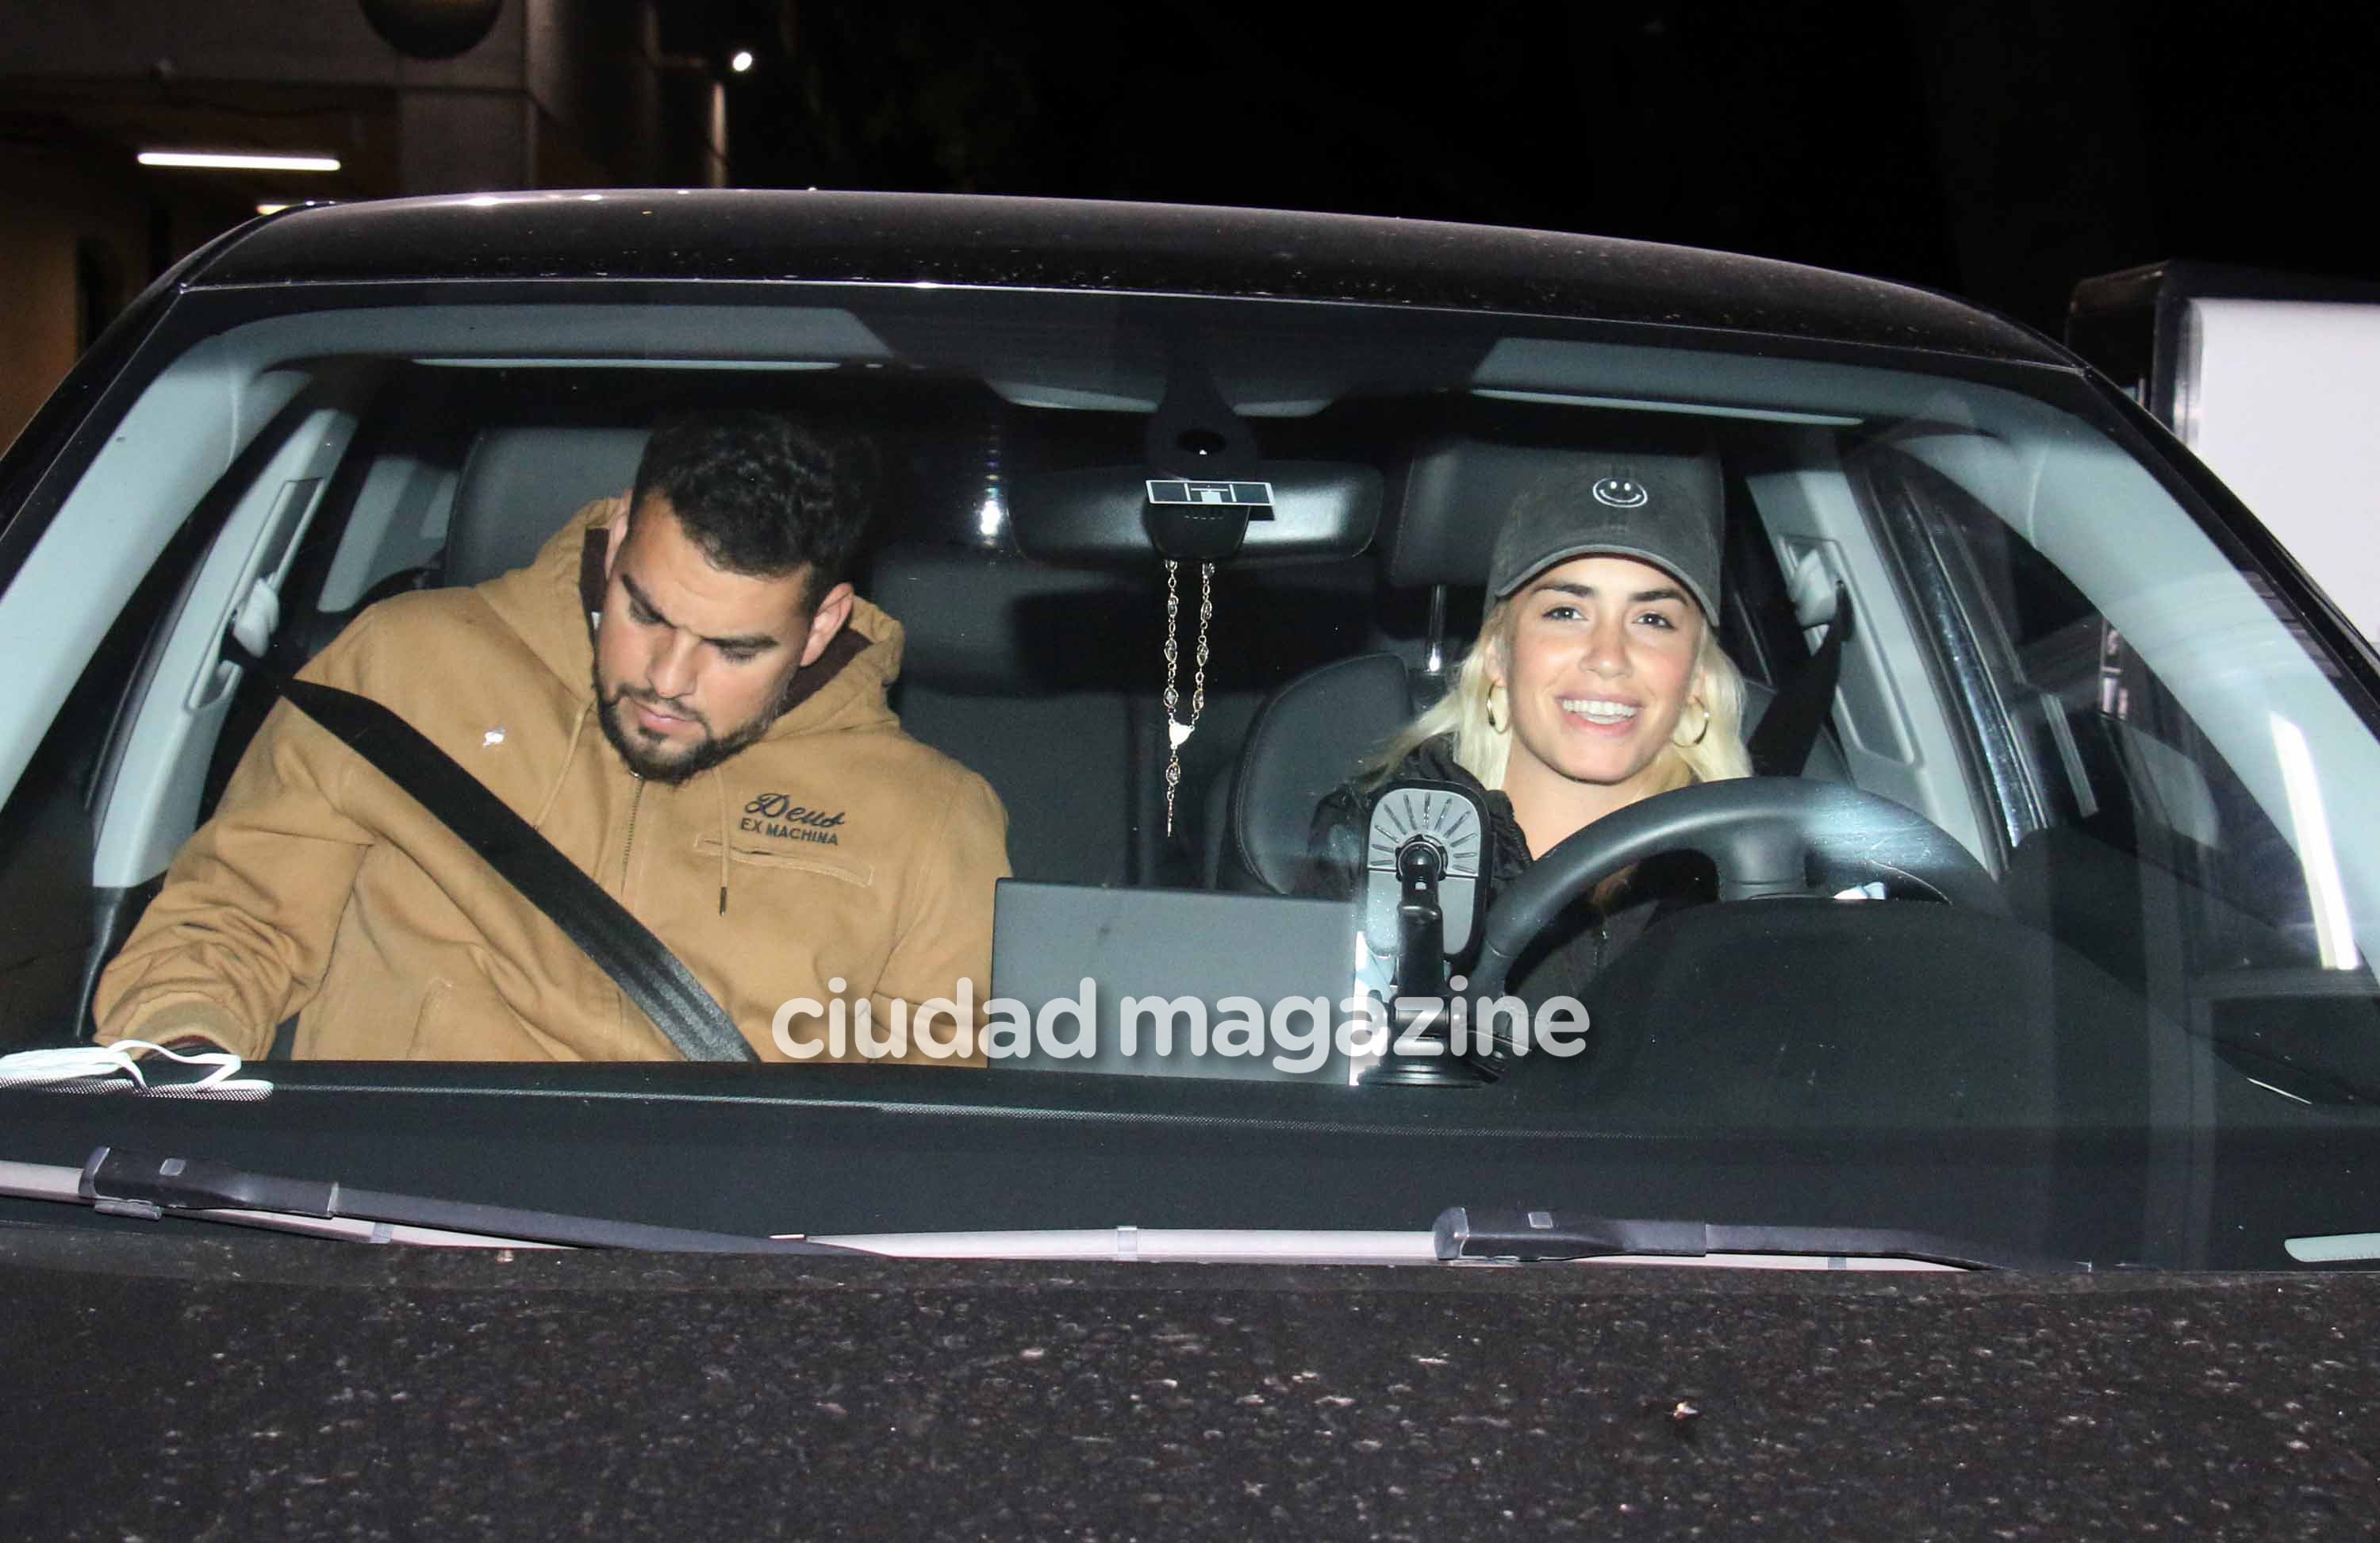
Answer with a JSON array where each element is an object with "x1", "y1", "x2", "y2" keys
[
  {"x1": 0, "y1": 0, "x2": 2372, "y2": 445},
  {"x1": 685, "y1": 0, "x2": 2375, "y2": 335}
]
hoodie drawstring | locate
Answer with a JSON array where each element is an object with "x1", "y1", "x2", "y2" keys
[
  {"x1": 533, "y1": 698, "x2": 596, "y2": 831},
  {"x1": 712, "y1": 766, "x2": 730, "y2": 915}
]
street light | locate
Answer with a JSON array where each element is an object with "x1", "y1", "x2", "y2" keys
[{"x1": 730, "y1": 50, "x2": 754, "y2": 73}]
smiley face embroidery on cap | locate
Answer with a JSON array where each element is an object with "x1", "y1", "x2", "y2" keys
[{"x1": 1591, "y1": 476, "x2": 1649, "y2": 509}]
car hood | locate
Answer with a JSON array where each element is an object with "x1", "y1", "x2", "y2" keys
[{"x1": 6, "y1": 1227, "x2": 2374, "y2": 1533}]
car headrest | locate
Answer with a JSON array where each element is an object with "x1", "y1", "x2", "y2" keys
[
  {"x1": 447, "y1": 426, "x2": 648, "y2": 586},
  {"x1": 1223, "y1": 651, "x2": 1417, "y2": 894},
  {"x1": 868, "y1": 544, "x2": 1129, "y2": 696}
]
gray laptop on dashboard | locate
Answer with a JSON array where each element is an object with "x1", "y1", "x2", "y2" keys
[{"x1": 988, "y1": 880, "x2": 1361, "y2": 1081}]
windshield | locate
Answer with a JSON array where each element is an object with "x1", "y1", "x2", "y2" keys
[{"x1": 3, "y1": 278, "x2": 2377, "y2": 1270}]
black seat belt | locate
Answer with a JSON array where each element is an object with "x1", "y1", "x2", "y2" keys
[
  {"x1": 246, "y1": 658, "x2": 759, "y2": 1064},
  {"x1": 1749, "y1": 582, "x2": 1854, "y2": 779}
]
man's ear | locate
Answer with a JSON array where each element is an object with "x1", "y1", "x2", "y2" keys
[{"x1": 799, "y1": 581, "x2": 856, "y2": 667}]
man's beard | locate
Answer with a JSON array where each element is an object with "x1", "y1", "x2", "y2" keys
[{"x1": 591, "y1": 664, "x2": 797, "y2": 786}]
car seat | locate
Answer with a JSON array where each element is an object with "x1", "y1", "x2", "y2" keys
[{"x1": 443, "y1": 425, "x2": 650, "y2": 586}]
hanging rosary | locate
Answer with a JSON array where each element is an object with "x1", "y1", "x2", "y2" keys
[{"x1": 1161, "y1": 557, "x2": 1214, "y2": 835}]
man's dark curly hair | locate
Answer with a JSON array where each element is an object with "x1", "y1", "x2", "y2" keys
[{"x1": 629, "y1": 409, "x2": 873, "y2": 605}]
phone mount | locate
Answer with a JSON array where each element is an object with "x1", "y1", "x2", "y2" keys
[{"x1": 1361, "y1": 780, "x2": 1493, "y2": 1087}]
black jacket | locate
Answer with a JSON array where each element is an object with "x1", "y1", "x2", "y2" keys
[{"x1": 1303, "y1": 735, "x2": 1710, "y2": 1004}]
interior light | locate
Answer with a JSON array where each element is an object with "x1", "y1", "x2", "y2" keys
[
  {"x1": 140, "y1": 151, "x2": 341, "y2": 172},
  {"x1": 730, "y1": 50, "x2": 754, "y2": 73}
]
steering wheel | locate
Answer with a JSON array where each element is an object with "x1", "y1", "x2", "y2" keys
[{"x1": 1465, "y1": 777, "x2": 2004, "y2": 998}]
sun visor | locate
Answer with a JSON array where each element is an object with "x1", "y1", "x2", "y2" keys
[{"x1": 1008, "y1": 463, "x2": 1381, "y2": 567}]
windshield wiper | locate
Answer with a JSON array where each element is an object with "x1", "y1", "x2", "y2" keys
[
  {"x1": 1433, "y1": 1205, "x2": 2091, "y2": 1272},
  {"x1": 0, "y1": 1154, "x2": 2092, "y2": 1269},
  {"x1": 3, "y1": 1148, "x2": 858, "y2": 1255}
]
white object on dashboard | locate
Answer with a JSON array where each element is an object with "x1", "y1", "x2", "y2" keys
[{"x1": 0, "y1": 1041, "x2": 272, "y2": 1099}]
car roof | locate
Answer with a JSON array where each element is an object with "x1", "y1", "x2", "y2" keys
[{"x1": 191, "y1": 190, "x2": 2067, "y2": 367}]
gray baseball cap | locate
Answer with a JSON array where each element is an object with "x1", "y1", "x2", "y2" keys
[{"x1": 1485, "y1": 451, "x2": 1724, "y2": 621}]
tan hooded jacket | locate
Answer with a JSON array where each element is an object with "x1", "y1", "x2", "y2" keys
[{"x1": 94, "y1": 501, "x2": 1008, "y2": 1062}]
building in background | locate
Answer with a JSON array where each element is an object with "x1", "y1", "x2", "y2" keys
[{"x1": 0, "y1": 0, "x2": 731, "y2": 451}]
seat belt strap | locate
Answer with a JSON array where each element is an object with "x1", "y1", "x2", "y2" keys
[
  {"x1": 255, "y1": 665, "x2": 760, "y2": 1065},
  {"x1": 1749, "y1": 582, "x2": 1854, "y2": 779}
]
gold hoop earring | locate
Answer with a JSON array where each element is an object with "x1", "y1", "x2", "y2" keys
[
  {"x1": 1674, "y1": 699, "x2": 1710, "y2": 747},
  {"x1": 1485, "y1": 681, "x2": 1508, "y2": 734}
]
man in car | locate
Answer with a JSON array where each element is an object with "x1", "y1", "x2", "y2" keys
[{"x1": 94, "y1": 409, "x2": 1008, "y2": 1061}]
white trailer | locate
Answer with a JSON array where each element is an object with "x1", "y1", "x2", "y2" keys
[{"x1": 2069, "y1": 262, "x2": 2380, "y2": 639}]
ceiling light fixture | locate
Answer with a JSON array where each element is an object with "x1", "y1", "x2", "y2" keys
[{"x1": 140, "y1": 151, "x2": 341, "y2": 172}]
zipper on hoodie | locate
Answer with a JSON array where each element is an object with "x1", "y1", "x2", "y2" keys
[{"x1": 621, "y1": 774, "x2": 645, "y2": 894}]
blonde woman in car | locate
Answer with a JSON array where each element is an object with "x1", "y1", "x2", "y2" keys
[{"x1": 1306, "y1": 454, "x2": 1753, "y2": 996}]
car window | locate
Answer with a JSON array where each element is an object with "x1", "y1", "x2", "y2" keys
[
  {"x1": 1864, "y1": 443, "x2": 2380, "y2": 1123},
  {"x1": 5, "y1": 278, "x2": 2379, "y2": 1268}
]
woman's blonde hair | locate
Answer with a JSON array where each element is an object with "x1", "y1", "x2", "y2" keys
[{"x1": 1363, "y1": 597, "x2": 1753, "y2": 797}]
